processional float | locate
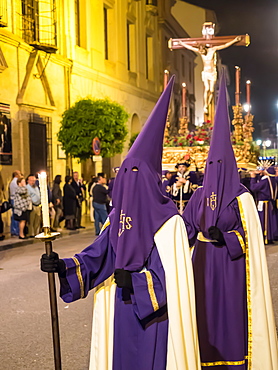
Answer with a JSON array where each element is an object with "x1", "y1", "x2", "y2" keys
[{"x1": 163, "y1": 22, "x2": 258, "y2": 172}]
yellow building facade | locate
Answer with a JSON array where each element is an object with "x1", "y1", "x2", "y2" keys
[{"x1": 0, "y1": 0, "x2": 197, "y2": 190}]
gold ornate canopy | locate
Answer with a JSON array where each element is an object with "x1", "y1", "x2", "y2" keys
[
  {"x1": 163, "y1": 104, "x2": 258, "y2": 172},
  {"x1": 162, "y1": 143, "x2": 258, "y2": 172}
]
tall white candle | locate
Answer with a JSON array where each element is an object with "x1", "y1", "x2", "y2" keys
[{"x1": 38, "y1": 172, "x2": 50, "y2": 228}]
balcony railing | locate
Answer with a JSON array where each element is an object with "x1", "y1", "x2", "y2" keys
[{"x1": 21, "y1": 0, "x2": 57, "y2": 53}]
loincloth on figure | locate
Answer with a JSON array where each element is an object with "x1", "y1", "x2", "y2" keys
[{"x1": 202, "y1": 70, "x2": 217, "y2": 83}]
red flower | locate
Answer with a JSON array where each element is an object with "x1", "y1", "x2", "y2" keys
[
  {"x1": 186, "y1": 134, "x2": 192, "y2": 139},
  {"x1": 179, "y1": 143, "x2": 183, "y2": 146},
  {"x1": 194, "y1": 136, "x2": 199, "y2": 140},
  {"x1": 207, "y1": 120, "x2": 211, "y2": 123}
]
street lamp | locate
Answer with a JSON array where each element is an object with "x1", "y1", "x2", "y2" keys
[
  {"x1": 265, "y1": 140, "x2": 271, "y2": 148},
  {"x1": 256, "y1": 139, "x2": 271, "y2": 156}
]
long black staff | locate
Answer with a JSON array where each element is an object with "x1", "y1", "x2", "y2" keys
[{"x1": 36, "y1": 172, "x2": 62, "y2": 369}]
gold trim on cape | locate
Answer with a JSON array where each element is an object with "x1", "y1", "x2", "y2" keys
[
  {"x1": 236, "y1": 196, "x2": 252, "y2": 370},
  {"x1": 264, "y1": 201, "x2": 268, "y2": 244},
  {"x1": 72, "y1": 256, "x2": 85, "y2": 299},
  {"x1": 100, "y1": 218, "x2": 110, "y2": 234},
  {"x1": 201, "y1": 359, "x2": 246, "y2": 366}
]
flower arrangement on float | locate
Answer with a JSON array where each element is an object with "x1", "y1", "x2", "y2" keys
[{"x1": 164, "y1": 121, "x2": 213, "y2": 147}]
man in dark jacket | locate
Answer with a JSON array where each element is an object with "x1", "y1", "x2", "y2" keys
[
  {"x1": 93, "y1": 173, "x2": 109, "y2": 235},
  {"x1": 71, "y1": 171, "x2": 86, "y2": 229}
]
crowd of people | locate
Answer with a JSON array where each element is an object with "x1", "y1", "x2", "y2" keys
[
  {"x1": 5, "y1": 170, "x2": 87, "y2": 239},
  {"x1": 0, "y1": 163, "x2": 120, "y2": 241}
]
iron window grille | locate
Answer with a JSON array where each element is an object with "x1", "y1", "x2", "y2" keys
[
  {"x1": 0, "y1": 1, "x2": 7, "y2": 27},
  {"x1": 21, "y1": 0, "x2": 57, "y2": 53}
]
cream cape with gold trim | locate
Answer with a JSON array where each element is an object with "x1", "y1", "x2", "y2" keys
[
  {"x1": 238, "y1": 192, "x2": 278, "y2": 369},
  {"x1": 155, "y1": 214, "x2": 201, "y2": 369},
  {"x1": 89, "y1": 215, "x2": 201, "y2": 370}
]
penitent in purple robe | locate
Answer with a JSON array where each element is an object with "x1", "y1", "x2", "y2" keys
[
  {"x1": 250, "y1": 168, "x2": 277, "y2": 243},
  {"x1": 58, "y1": 78, "x2": 176, "y2": 369},
  {"x1": 55, "y1": 77, "x2": 201, "y2": 370},
  {"x1": 183, "y1": 72, "x2": 249, "y2": 369},
  {"x1": 59, "y1": 209, "x2": 169, "y2": 369},
  {"x1": 183, "y1": 187, "x2": 248, "y2": 369}
]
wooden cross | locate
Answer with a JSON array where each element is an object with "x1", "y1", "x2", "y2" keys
[
  {"x1": 168, "y1": 22, "x2": 250, "y2": 121},
  {"x1": 169, "y1": 34, "x2": 250, "y2": 50}
]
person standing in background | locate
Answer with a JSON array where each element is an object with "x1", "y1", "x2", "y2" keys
[
  {"x1": 92, "y1": 173, "x2": 108, "y2": 235},
  {"x1": 63, "y1": 175, "x2": 77, "y2": 230},
  {"x1": 9, "y1": 170, "x2": 21, "y2": 236},
  {"x1": 169, "y1": 161, "x2": 198, "y2": 213},
  {"x1": 14, "y1": 177, "x2": 31, "y2": 239},
  {"x1": 88, "y1": 175, "x2": 98, "y2": 222},
  {"x1": 250, "y1": 166, "x2": 277, "y2": 244},
  {"x1": 26, "y1": 174, "x2": 41, "y2": 237},
  {"x1": 52, "y1": 175, "x2": 63, "y2": 231},
  {"x1": 0, "y1": 172, "x2": 5, "y2": 240},
  {"x1": 71, "y1": 171, "x2": 86, "y2": 229}
]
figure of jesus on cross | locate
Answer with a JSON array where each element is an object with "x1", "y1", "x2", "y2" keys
[{"x1": 169, "y1": 22, "x2": 250, "y2": 116}]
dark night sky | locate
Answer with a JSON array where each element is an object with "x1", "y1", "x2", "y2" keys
[{"x1": 182, "y1": 0, "x2": 278, "y2": 136}]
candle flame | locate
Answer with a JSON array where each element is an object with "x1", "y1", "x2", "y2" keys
[
  {"x1": 235, "y1": 66, "x2": 240, "y2": 70},
  {"x1": 39, "y1": 171, "x2": 47, "y2": 178},
  {"x1": 246, "y1": 80, "x2": 251, "y2": 84},
  {"x1": 164, "y1": 70, "x2": 169, "y2": 74},
  {"x1": 182, "y1": 82, "x2": 186, "y2": 87}
]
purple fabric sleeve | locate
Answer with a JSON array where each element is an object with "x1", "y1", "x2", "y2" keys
[
  {"x1": 250, "y1": 177, "x2": 271, "y2": 201},
  {"x1": 130, "y1": 245, "x2": 166, "y2": 321},
  {"x1": 182, "y1": 188, "x2": 200, "y2": 245},
  {"x1": 250, "y1": 177, "x2": 266, "y2": 192},
  {"x1": 59, "y1": 222, "x2": 115, "y2": 303},
  {"x1": 222, "y1": 227, "x2": 245, "y2": 260}
]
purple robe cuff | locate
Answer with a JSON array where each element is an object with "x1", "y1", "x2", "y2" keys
[
  {"x1": 59, "y1": 218, "x2": 115, "y2": 304},
  {"x1": 59, "y1": 257, "x2": 86, "y2": 303},
  {"x1": 131, "y1": 270, "x2": 166, "y2": 320},
  {"x1": 223, "y1": 227, "x2": 245, "y2": 260}
]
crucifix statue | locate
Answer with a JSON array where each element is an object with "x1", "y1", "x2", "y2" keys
[{"x1": 169, "y1": 22, "x2": 250, "y2": 118}]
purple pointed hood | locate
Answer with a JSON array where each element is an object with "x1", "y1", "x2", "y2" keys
[
  {"x1": 197, "y1": 72, "x2": 246, "y2": 234},
  {"x1": 109, "y1": 76, "x2": 178, "y2": 271}
]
